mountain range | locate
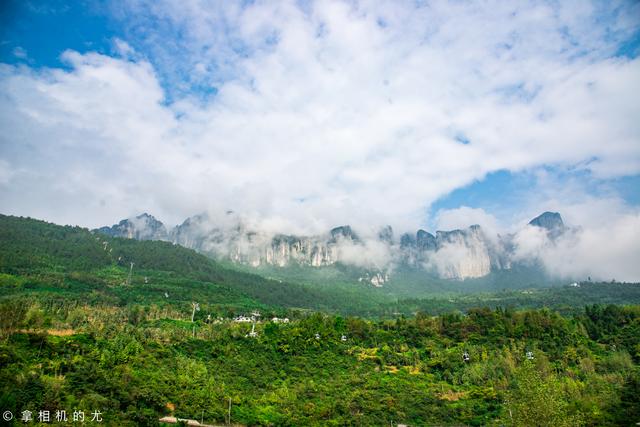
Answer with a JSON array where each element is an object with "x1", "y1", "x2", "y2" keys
[{"x1": 95, "y1": 211, "x2": 569, "y2": 283}]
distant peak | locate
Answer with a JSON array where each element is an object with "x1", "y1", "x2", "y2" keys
[
  {"x1": 95, "y1": 212, "x2": 167, "y2": 240},
  {"x1": 135, "y1": 212, "x2": 157, "y2": 220},
  {"x1": 378, "y1": 225, "x2": 394, "y2": 243},
  {"x1": 416, "y1": 229, "x2": 436, "y2": 250},
  {"x1": 330, "y1": 225, "x2": 358, "y2": 241},
  {"x1": 529, "y1": 212, "x2": 564, "y2": 230}
]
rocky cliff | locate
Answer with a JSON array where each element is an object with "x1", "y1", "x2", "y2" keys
[
  {"x1": 399, "y1": 224, "x2": 496, "y2": 279},
  {"x1": 96, "y1": 213, "x2": 168, "y2": 241},
  {"x1": 95, "y1": 211, "x2": 567, "y2": 281},
  {"x1": 528, "y1": 211, "x2": 567, "y2": 239}
]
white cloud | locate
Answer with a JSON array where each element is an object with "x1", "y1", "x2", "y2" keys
[
  {"x1": 434, "y1": 206, "x2": 500, "y2": 237},
  {"x1": 12, "y1": 47, "x2": 28, "y2": 59},
  {"x1": 424, "y1": 240, "x2": 492, "y2": 280},
  {"x1": 112, "y1": 39, "x2": 136, "y2": 59},
  {"x1": 0, "y1": 0, "x2": 639, "y2": 236},
  {"x1": 335, "y1": 238, "x2": 393, "y2": 270},
  {"x1": 511, "y1": 212, "x2": 640, "y2": 282}
]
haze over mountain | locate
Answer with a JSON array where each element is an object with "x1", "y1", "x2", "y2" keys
[
  {"x1": 1, "y1": 1, "x2": 639, "y2": 237},
  {"x1": 96, "y1": 210, "x2": 624, "y2": 282}
]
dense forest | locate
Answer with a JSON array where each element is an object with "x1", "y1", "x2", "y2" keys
[
  {"x1": 1, "y1": 300, "x2": 639, "y2": 425},
  {"x1": 1, "y1": 214, "x2": 639, "y2": 425}
]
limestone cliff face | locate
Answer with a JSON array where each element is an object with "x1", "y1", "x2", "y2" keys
[
  {"x1": 171, "y1": 213, "x2": 225, "y2": 251},
  {"x1": 399, "y1": 225, "x2": 494, "y2": 279},
  {"x1": 96, "y1": 213, "x2": 499, "y2": 280},
  {"x1": 228, "y1": 234, "x2": 340, "y2": 267},
  {"x1": 267, "y1": 235, "x2": 339, "y2": 267},
  {"x1": 169, "y1": 215, "x2": 346, "y2": 268},
  {"x1": 95, "y1": 212, "x2": 567, "y2": 282},
  {"x1": 432, "y1": 226, "x2": 492, "y2": 279},
  {"x1": 96, "y1": 213, "x2": 168, "y2": 241}
]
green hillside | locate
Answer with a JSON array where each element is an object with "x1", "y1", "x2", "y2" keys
[
  {"x1": 2, "y1": 214, "x2": 640, "y2": 318},
  {"x1": 1, "y1": 214, "x2": 640, "y2": 425},
  {"x1": 239, "y1": 261, "x2": 555, "y2": 300},
  {"x1": 0, "y1": 214, "x2": 383, "y2": 315},
  {"x1": 1, "y1": 294, "x2": 639, "y2": 425}
]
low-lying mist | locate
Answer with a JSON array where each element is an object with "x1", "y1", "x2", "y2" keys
[{"x1": 108, "y1": 208, "x2": 640, "y2": 282}]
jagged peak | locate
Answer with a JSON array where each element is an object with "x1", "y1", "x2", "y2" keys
[
  {"x1": 436, "y1": 228, "x2": 464, "y2": 237},
  {"x1": 132, "y1": 213, "x2": 164, "y2": 225},
  {"x1": 400, "y1": 232, "x2": 416, "y2": 247},
  {"x1": 175, "y1": 212, "x2": 212, "y2": 230},
  {"x1": 330, "y1": 225, "x2": 358, "y2": 241},
  {"x1": 95, "y1": 212, "x2": 168, "y2": 240},
  {"x1": 416, "y1": 229, "x2": 436, "y2": 250},
  {"x1": 416, "y1": 229, "x2": 433, "y2": 238},
  {"x1": 529, "y1": 212, "x2": 564, "y2": 230}
]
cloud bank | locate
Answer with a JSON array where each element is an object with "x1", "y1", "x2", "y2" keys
[
  {"x1": 0, "y1": 0, "x2": 639, "y2": 242},
  {"x1": 137, "y1": 205, "x2": 640, "y2": 281},
  {"x1": 510, "y1": 213, "x2": 640, "y2": 283}
]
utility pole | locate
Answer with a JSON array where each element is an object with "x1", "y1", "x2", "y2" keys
[
  {"x1": 191, "y1": 302, "x2": 200, "y2": 322},
  {"x1": 126, "y1": 262, "x2": 134, "y2": 285},
  {"x1": 227, "y1": 397, "x2": 232, "y2": 425}
]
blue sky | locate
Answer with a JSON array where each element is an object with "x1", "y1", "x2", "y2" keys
[
  {"x1": 0, "y1": 1, "x2": 116, "y2": 67},
  {"x1": 428, "y1": 169, "x2": 640, "y2": 230},
  {"x1": 0, "y1": 0, "x2": 639, "y2": 238}
]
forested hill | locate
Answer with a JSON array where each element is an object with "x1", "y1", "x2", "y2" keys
[
  {"x1": 3, "y1": 214, "x2": 640, "y2": 318},
  {"x1": 1, "y1": 215, "x2": 640, "y2": 425},
  {"x1": 0, "y1": 214, "x2": 364, "y2": 312},
  {"x1": 0, "y1": 214, "x2": 220, "y2": 276}
]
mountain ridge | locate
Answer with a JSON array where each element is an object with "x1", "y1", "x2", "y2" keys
[{"x1": 95, "y1": 211, "x2": 567, "y2": 282}]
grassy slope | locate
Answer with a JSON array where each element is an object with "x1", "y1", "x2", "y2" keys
[{"x1": 3, "y1": 214, "x2": 640, "y2": 318}]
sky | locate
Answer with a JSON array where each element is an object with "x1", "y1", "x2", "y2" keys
[{"x1": 0, "y1": 0, "x2": 639, "y2": 240}]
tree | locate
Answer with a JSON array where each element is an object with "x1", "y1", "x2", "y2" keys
[
  {"x1": 613, "y1": 368, "x2": 640, "y2": 424},
  {"x1": 503, "y1": 361, "x2": 582, "y2": 426},
  {"x1": 0, "y1": 301, "x2": 26, "y2": 338}
]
